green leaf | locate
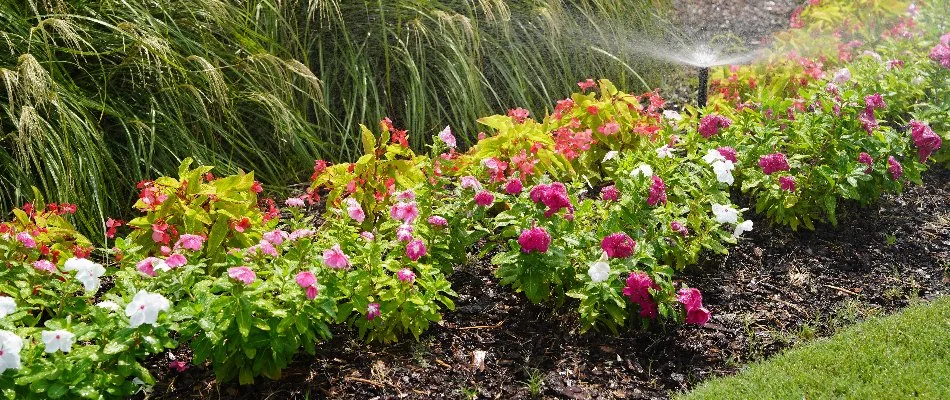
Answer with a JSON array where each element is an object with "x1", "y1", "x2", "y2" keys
[{"x1": 360, "y1": 124, "x2": 376, "y2": 155}]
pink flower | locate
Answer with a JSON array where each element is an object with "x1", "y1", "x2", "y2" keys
[
  {"x1": 397, "y1": 268, "x2": 416, "y2": 283},
  {"x1": 16, "y1": 232, "x2": 36, "y2": 248},
  {"x1": 676, "y1": 288, "x2": 703, "y2": 310},
  {"x1": 397, "y1": 224, "x2": 414, "y2": 242},
  {"x1": 406, "y1": 240, "x2": 427, "y2": 261},
  {"x1": 249, "y1": 240, "x2": 278, "y2": 257},
  {"x1": 670, "y1": 221, "x2": 689, "y2": 237},
  {"x1": 859, "y1": 107, "x2": 878, "y2": 135},
  {"x1": 165, "y1": 254, "x2": 187, "y2": 268},
  {"x1": 598, "y1": 121, "x2": 620, "y2": 136},
  {"x1": 438, "y1": 126, "x2": 457, "y2": 148},
  {"x1": 360, "y1": 231, "x2": 375, "y2": 241},
  {"x1": 505, "y1": 178, "x2": 523, "y2": 195},
  {"x1": 685, "y1": 306, "x2": 711, "y2": 325},
  {"x1": 289, "y1": 228, "x2": 315, "y2": 241},
  {"x1": 345, "y1": 198, "x2": 366, "y2": 223},
  {"x1": 930, "y1": 41, "x2": 950, "y2": 68},
  {"x1": 910, "y1": 121, "x2": 942, "y2": 162},
  {"x1": 865, "y1": 93, "x2": 886, "y2": 109},
  {"x1": 518, "y1": 226, "x2": 551, "y2": 254},
  {"x1": 285, "y1": 197, "x2": 306, "y2": 207},
  {"x1": 698, "y1": 114, "x2": 732, "y2": 138},
  {"x1": 428, "y1": 215, "x2": 448, "y2": 227},
  {"x1": 779, "y1": 176, "x2": 797, "y2": 192},
  {"x1": 296, "y1": 271, "x2": 318, "y2": 300},
  {"x1": 577, "y1": 78, "x2": 597, "y2": 91},
  {"x1": 508, "y1": 108, "x2": 530, "y2": 123},
  {"x1": 136, "y1": 257, "x2": 167, "y2": 277},
  {"x1": 366, "y1": 303, "x2": 381, "y2": 320},
  {"x1": 263, "y1": 229, "x2": 289, "y2": 246},
  {"x1": 623, "y1": 272, "x2": 659, "y2": 319},
  {"x1": 169, "y1": 361, "x2": 190, "y2": 373},
  {"x1": 389, "y1": 202, "x2": 419, "y2": 223},
  {"x1": 758, "y1": 153, "x2": 790, "y2": 175},
  {"x1": 395, "y1": 190, "x2": 416, "y2": 202},
  {"x1": 586, "y1": 105, "x2": 599, "y2": 115},
  {"x1": 887, "y1": 156, "x2": 903, "y2": 180},
  {"x1": 858, "y1": 152, "x2": 874, "y2": 173},
  {"x1": 460, "y1": 176, "x2": 482, "y2": 191},
  {"x1": 601, "y1": 232, "x2": 636, "y2": 259},
  {"x1": 175, "y1": 234, "x2": 204, "y2": 251},
  {"x1": 647, "y1": 176, "x2": 667, "y2": 206},
  {"x1": 474, "y1": 191, "x2": 495, "y2": 207},
  {"x1": 717, "y1": 147, "x2": 738, "y2": 163},
  {"x1": 322, "y1": 244, "x2": 351, "y2": 269},
  {"x1": 33, "y1": 259, "x2": 56, "y2": 273},
  {"x1": 228, "y1": 266, "x2": 256, "y2": 285},
  {"x1": 601, "y1": 185, "x2": 619, "y2": 202},
  {"x1": 530, "y1": 183, "x2": 573, "y2": 218}
]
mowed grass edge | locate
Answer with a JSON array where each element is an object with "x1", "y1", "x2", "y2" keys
[{"x1": 679, "y1": 296, "x2": 950, "y2": 400}]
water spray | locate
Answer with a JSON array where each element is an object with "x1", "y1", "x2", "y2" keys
[{"x1": 697, "y1": 66, "x2": 709, "y2": 109}]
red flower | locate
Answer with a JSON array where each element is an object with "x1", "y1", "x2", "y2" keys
[{"x1": 601, "y1": 232, "x2": 636, "y2": 259}]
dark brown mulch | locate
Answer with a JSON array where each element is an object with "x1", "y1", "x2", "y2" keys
[{"x1": 144, "y1": 166, "x2": 949, "y2": 400}]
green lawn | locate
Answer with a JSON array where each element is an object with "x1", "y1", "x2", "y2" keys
[{"x1": 679, "y1": 296, "x2": 950, "y2": 400}]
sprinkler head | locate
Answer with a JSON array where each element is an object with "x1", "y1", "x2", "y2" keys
[{"x1": 697, "y1": 67, "x2": 709, "y2": 109}]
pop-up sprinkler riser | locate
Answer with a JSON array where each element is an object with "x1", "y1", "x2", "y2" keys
[{"x1": 697, "y1": 66, "x2": 709, "y2": 109}]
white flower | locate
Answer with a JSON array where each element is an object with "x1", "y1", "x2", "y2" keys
[
  {"x1": 587, "y1": 252, "x2": 611, "y2": 283},
  {"x1": 0, "y1": 297, "x2": 15, "y2": 318},
  {"x1": 96, "y1": 301, "x2": 120, "y2": 312},
  {"x1": 833, "y1": 68, "x2": 851, "y2": 84},
  {"x1": 63, "y1": 258, "x2": 106, "y2": 293},
  {"x1": 712, "y1": 160, "x2": 735, "y2": 185},
  {"x1": 663, "y1": 110, "x2": 682, "y2": 122},
  {"x1": 656, "y1": 145, "x2": 674, "y2": 159},
  {"x1": 733, "y1": 220, "x2": 754, "y2": 237},
  {"x1": 41, "y1": 329, "x2": 75, "y2": 354},
  {"x1": 602, "y1": 150, "x2": 619, "y2": 163},
  {"x1": 125, "y1": 290, "x2": 171, "y2": 328},
  {"x1": 702, "y1": 149, "x2": 726, "y2": 164},
  {"x1": 712, "y1": 203, "x2": 739, "y2": 224},
  {"x1": 911, "y1": 75, "x2": 925, "y2": 86},
  {"x1": 630, "y1": 163, "x2": 653, "y2": 178},
  {"x1": 0, "y1": 330, "x2": 23, "y2": 373}
]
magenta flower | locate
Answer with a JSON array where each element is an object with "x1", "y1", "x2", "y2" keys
[
  {"x1": 396, "y1": 224, "x2": 414, "y2": 242},
  {"x1": 165, "y1": 254, "x2": 187, "y2": 268},
  {"x1": 859, "y1": 107, "x2": 878, "y2": 135},
  {"x1": 228, "y1": 266, "x2": 256, "y2": 285},
  {"x1": 505, "y1": 178, "x2": 524, "y2": 195},
  {"x1": 296, "y1": 271, "x2": 318, "y2": 300},
  {"x1": 345, "y1": 198, "x2": 366, "y2": 224},
  {"x1": 601, "y1": 185, "x2": 619, "y2": 202},
  {"x1": 758, "y1": 153, "x2": 790, "y2": 175},
  {"x1": 474, "y1": 191, "x2": 495, "y2": 207},
  {"x1": 887, "y1": 156, "x2": 903, "y2": 180},
  {"x1": 601, "y1": 232, "x2": 636, "y2": 259},
  {"x1": 529, "y1": 183, "x2": 573, "y2": 217},
  {"x1": 647, "y1": 176, "x2": 667, "y2": 206},
  {"x1": 428, "y1": 215, "x2": 448, "y2": 227},
  {"x1": 518, "y1": 226, "x2": 551, "y2": 254},
  {"x1": 33, "y1": 260, "x2": 56, "y2": 273},
  {"x1": 136, "y1": 257, "x2": 167, "y2": 277},
  {"x1": 858, "y1": 152, "x2": 874, "y2": 173},
  {"x1": 397, "y1": 268, "x2": 416, "y2": 283},
  {"x1": 175, "y1": 234, "x2": 204, "y2": 251},
  {"x1": 698, "y1": 114, "x2": 732, "y2": 138},
  {"x1": 389, "y1": 201, "x2": 419, "y2": 223},
  {"x1": 169, "y1": 361, "x2": 190, "y2": 373},
  {"x1": 366, "y1": 303, "x2": 381, "y2": 320},
  {"x1": 623, "y1": 272, "x2": 659, "y2": 319},
  {"x1": 676, "y1": 288, "x2": 703, "y2": 310},
  {"x1": 910, "y1": 121, "x2": 942, "y2": 162},
  {"x1": 395, "y1": 190, "x2": 416, "y2": 202},
  {"x1": 263, "y1": 229, "x2": 289, "y2": 246},
  {"x1": 249, "y1": 240, "x2": 279, "y2": 257},
  {"x1": 439, "y1": 126, "x2": 457, "y2": 148},
  {"x1": 670, "y1": 221, "x2": 689, "y2": 237},
  {"x1": 864, "y1": 93, "x2": 886, "y2": 109},
  {"x1": 685, "y1": 306, "x2": 711, "y2": 325},
  {"x1": 716, "y1": 147, "x2": 738, "y2": 163},
  {"x1": 406, "y1": 240, "x2": 427, "y2": 261},
  {"x1": 322, "y1": 244, "x2": 351, "y2": 269},
  {"x1": 16, "y1": 232, "x2": 36, "y2": 248},
  {"x1": 779, "y1": 176, "x2": 797, "y2": 192},
  {"x1": 930, "y1": 39, "x2": 950, "y2": 68}
]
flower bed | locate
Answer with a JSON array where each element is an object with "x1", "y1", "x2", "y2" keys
[{"x1": 0, "y1": 0, "x2": 947, "y2": 397}]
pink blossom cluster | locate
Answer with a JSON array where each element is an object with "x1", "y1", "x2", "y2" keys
[
  {"x1": 647, "y1": 176, "x2": 667, "y2": 206},
  {"x1": 676, "y1": 288, "x2": 711, "y2": 325},
  {"x1": 406, "y1": 240, "x2": 427, "y2": 261},
  {"x1": 779, "y1": 176, "x2": 797, "y2": 192},
  {"x1": 390, "y1": 195, "x2": 419, "y2": 224},
  {"x1": 859, "y1": 93, "x2": 886, "y2": 135},
  {"x1": 508, "y1": 108, "x2": 530, "y2": 124},
  {"x1": 601, "y1": 232, "x2": 635, "y2": 259},
  {"x1": 909, "y1": 121, "x2": 942, "y2": 162},
  {"x1": 295, "y1": 271, "x2": 319, "y2": 300},
  {"x1": 474, "y1": 191, "x2": 495, "y2": 207},
  {"x1": 716, "y1": 147, "x2": 738, "y2": 163},
  {"x1": 552, "y1": 127, "x2": 594, "y2": 161},
  {"x1": 698, "y1": 114, "x2": 732, "y2": 138},
  {"x1": 323, "y1": 244, "x2": 351, "y2": 269},
  {"x1": 887, "y1": 156, "x2": 903, "y2": 180},
  {"x1": 929, "y1": 33, "x2": 950, "y2": 69},
  {"x1": 758, "y1": 153, "x2": 790, "y2": 175},
  {"x1": 601, "y1": 185, "x2": 619, "y2": 202},
  {"x1": 622, "y1": 272, "x2": 659, "y2": 318},
  {"x1": 529, "y1": 183, "x2": 573, "y2": 218},
  {"x1": 397, "y1": 268, "x2": 416, "y2": 284},
  {"x1": 670, "y1": 221, "x2": 688, "y2": 237},
  {"x1": 858, "y1": 152, "x2": 874, "y2": 173},
  {"x1": 505, "y1": 178, "x2": 523, "y2": 195},
  {"x1": 518, "y1": 226, "x2": 551, "y2": 254}
]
